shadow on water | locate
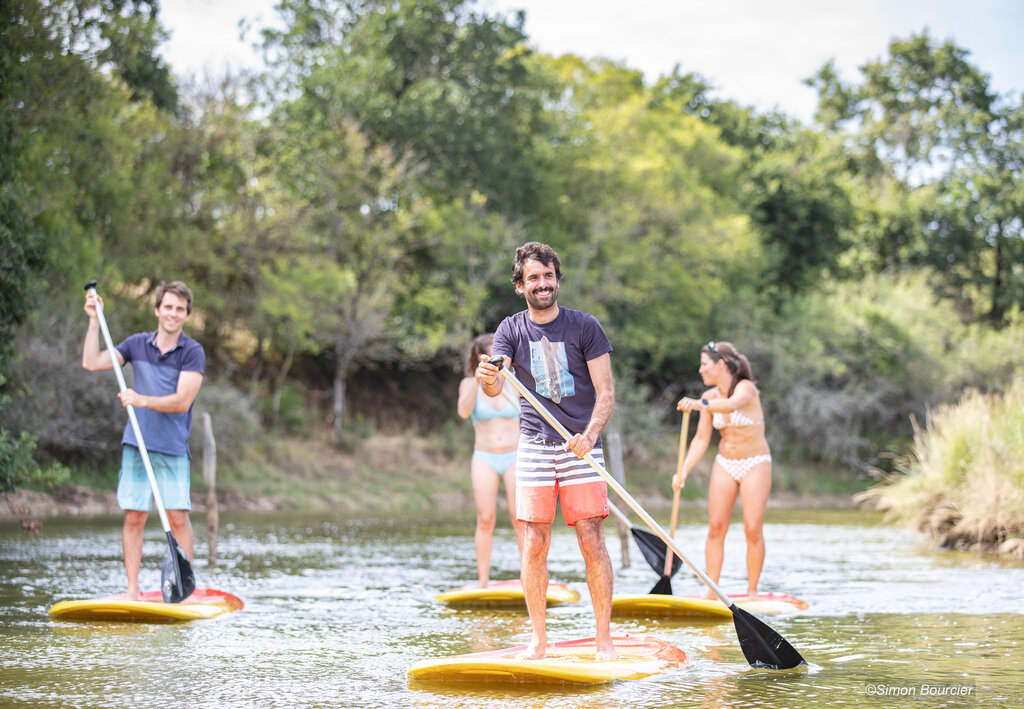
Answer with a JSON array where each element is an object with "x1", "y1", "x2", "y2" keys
[{"x1": 2, "y1": 509, "x2": 1023, "y2": 707}]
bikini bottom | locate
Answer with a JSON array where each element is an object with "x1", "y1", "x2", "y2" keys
[
  {"x1": 714, "y1": 453, "x2": 771, "y2": 482},
  {"x1": 473, "y1": 449, "x2": 517, "y2": 474}
]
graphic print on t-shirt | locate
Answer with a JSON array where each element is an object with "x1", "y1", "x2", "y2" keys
[{"x1": 530, "y1": 336, "x2": 574, "y2": 403}]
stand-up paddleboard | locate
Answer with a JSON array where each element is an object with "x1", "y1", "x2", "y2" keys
[
  {"x1": 436, "y1": 579, "x2": 580, "y2": 607},
  {"x1": 408, "y1": 635, "x2": 687, "y2": 685},
  {"x1": 611, "y1": 591, "x2": 808, "y2": 619},
  {"x1": 49, "y1": 587, "x2": 244, "y2": 622}
]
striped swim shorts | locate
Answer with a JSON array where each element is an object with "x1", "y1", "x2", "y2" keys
[{"x1": 515, "y1": 434, "x2": 608, "y2": 526}]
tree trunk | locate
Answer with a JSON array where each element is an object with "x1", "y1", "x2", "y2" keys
[
  {"x1": 333, "y1": 341, "x2": 348, "y2": 439},
  {"x1": 990, "y1": 221, "x2": 1006, "y2": 328},
  {"x1": 271, "y1": 338, "x2": 296, "y2": 428},
  {"x1": 249, "y1": 335, "x2": 264, "y2": 394}
]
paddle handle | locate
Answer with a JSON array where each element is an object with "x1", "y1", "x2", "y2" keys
[
  {"x1": 85, "y1": 281, "x2": 173, "y2": 533},
  {"x1": 490, "y1": 357, "x2": 734, "y2": 606},
  {"x1": 662, "y1": 411, "x2": 689, "y2": 577}
]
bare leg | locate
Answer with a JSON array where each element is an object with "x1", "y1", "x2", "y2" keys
[
  {"x1": 166, "y1": 510, "x2": 195, "y2": 560},
  {"x1": 738, "y1": 462, "x2": 772, "y2": 599},
  {"x1": 502, "y1": 463, "x2": 524, "y2": 557},
  {"x1": 165, "y1": 510, "x2": 196, "y2": 601},
  {"x1": 704, "y1": 466, "x2": 739, "y2": 599},
  {"x1": 122, "y1": 510, "x2": 148, "y2": 601},
  {"x1": 470, "y1": 458, "x2": 500, "y2": 586},
  {"x1": 518, "y1": 521, "x2": 551, "y2": 659},
  {"x1": 575, "y1": 516, "x2": 617, "y2": 661}
]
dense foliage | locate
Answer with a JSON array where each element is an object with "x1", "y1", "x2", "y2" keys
[{"x1": 2, "y1": 0, "x2": 1021, "y2": 490}]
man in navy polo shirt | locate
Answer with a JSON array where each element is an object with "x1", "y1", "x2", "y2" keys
[{"x1": 82, "y1": 281, "x2": 205, "y2": 601}]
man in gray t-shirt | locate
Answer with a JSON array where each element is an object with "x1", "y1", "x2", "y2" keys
[{"x1": 477, "y1": 241, "x2": 618, "y2": 662}]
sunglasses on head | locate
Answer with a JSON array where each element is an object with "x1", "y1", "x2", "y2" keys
[{"x1": 706, "y1": 341, "x2": 720, "y2": 355}]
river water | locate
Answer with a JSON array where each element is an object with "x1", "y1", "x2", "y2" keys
[{"x1": 2, "y1": 508, "x2": 1022, "y2": 708}]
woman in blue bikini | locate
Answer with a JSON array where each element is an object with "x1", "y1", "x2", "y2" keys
[
  {"x1": 674, "y1": 341, "x2": 771, "y2": 600},
  {"x1": 457, "y1": 334, "x2": 524, "y2": 587}
]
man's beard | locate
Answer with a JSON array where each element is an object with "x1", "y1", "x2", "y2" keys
[{"x1": 525, "y1": 285, "x2": 557, "y2": 310}]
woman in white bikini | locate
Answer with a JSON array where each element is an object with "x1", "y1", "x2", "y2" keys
[
  {"x1": 457, "y1": 334, "x2": 524, "y2": 587},
  {"x1": 674, "y1": 341, "x2": 771, "y2": 600}
]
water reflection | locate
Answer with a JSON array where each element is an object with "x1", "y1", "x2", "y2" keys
[{"x1": 1, "y1": 510, "x2": 1022, "y2": 708}]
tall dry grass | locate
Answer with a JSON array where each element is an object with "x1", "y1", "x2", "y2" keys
[{"x1": 858, "y1": 376, "x2": 1024, "y2": 556}]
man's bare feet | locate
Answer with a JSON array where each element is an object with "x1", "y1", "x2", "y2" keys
[
  {"x1": 516, "y1": 637, "x2": 547, "y2": 660},
  {"x1": 120, "y1": 589, "x2": 139, "y2": 602},
  {"x1": 474, "y1": 580, "x2": 489, "y2": 589},
  {"x1": 595, "y1": 641, "x2": 618, "y2": 662}
]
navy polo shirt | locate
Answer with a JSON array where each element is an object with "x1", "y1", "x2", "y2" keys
[{"x1": 115, "y1": 331, "x2": 205, "y2": 458}]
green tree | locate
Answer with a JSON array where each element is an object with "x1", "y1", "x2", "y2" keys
[
  {"x1": 141, "y1": 78, "x2": 286, "y2": 369},
  {"x1": 806, "y1": 31, "x2": 1019, "y2": 316},
  {"x1": 743, "y1": 133, "x2": 854, "y2": 303},
  {"x1": 927, "y1": 98, "x2": 1024, "y2": 326},
  {"x1": 1, "y1": 0, "x2": 191, "y2": 480},
  {"x1": 3, "y1": 0, "x2": 182, "y2": 303},
  {"x1": 811, "y1": 32, "x2": 995, "y2": 183},
  {"x1": 529, "y1": 56, "x2": 758, "y2": 384},
  {"x1": 655, "y1": 68, "x2": 855, "y2": 304},
  {"x1": 272, "y1": 98, "x2": 430, "y2": 435},
  {"x1": 262, "y1": 0, "x2": 544, "y2": 214}
]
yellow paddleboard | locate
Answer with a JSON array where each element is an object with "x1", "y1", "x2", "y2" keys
[
  {"x1": 435, "y1": 579, "x2": 580, "y2": 607},
  {"x1": 611, "y1": 591, "x2": 808, "y2": 619},
  {"x1": 48, "y1": 587, "x2": 244, "y2": 623},
  {"x1": 408, "y1": 635, "x2": 687, "y2": 685}
]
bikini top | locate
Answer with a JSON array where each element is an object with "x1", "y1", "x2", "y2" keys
[
  {"x1": 712, "y1": 410, "x2": 763, "y2": 430},
  {"x1": 470, "y1": 389, "x2": 520, "y2": 424}
]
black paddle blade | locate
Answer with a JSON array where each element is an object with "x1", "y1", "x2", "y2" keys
[
  {"x1": 730, "y1": 604, "x2": 806, "y2": 670},
  {"x1": 161, "y1": 531, "x2": 196, "y2": 604},
  {"x1": 649, "y1": 575, "x2": 673, "y2": 595},
  {"x1": 630, "y1": 527, "x2": 683, "y2": 577}
]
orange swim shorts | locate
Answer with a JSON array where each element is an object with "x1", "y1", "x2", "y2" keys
[{"x1": 515, "y1": 435, "x2": 609, "y2": 526}]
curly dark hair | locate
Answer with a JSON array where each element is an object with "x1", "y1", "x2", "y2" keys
[{"x1": 511, "y1": 241, "x2": 562, "y2": 287}]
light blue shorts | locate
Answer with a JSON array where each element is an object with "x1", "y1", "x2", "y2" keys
[
  {"x1": 117, "y1": 445, "x2": 192, "y2": 511},
  {"x1": 473, "y1": 449, "x2": 518, "y2": 475}
]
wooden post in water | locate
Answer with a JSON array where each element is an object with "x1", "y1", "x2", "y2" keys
[
  {"x1": 605, "y1": 431, "x2": 630, "y2": 569},
  {"x1": 201, "y1": 412, "x2": 218, "y2": 568}
]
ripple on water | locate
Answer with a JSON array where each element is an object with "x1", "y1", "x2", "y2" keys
[{"x1": 2, "y1": 510, "x2": 1023, "y2": 708}]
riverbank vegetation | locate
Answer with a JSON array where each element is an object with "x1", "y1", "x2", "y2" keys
[
  {"x1": 859, "y1": 378, "x2": 1024, "y2": 556},
  {"x1": 2, "y1": 2, "x2": 1022, "y2": 534}
]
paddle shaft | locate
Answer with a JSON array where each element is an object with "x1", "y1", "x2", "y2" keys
[
  {"x1": 662, "y1": 411, "x2": 689, "y2": 577},
  {"x1": 86, "y1": 283, "x2": 173, "y2": 533},
  {"x1": 491, "y1": 359, "x2": 734, "y2": 607}
]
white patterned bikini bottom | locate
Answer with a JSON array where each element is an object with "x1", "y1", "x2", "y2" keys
[{"x1": 715, "y1": 453, "x2": 772, "y2": 482}]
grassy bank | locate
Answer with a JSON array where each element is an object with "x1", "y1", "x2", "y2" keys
[
  {"x1": 5, "y1": 422, "x2": 867, "y2": 521},
  {"x1": 858, "y1": 378, "x2": 1024, "y2": 557}
]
